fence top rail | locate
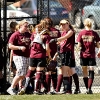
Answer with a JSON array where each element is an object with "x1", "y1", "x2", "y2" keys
[{"x1": 1, "y1": 15, "x2": 38, "y2": 20}]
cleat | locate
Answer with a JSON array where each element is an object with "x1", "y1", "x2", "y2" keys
[
  {"x1": 86, "y1": 89, "x2": 93, "y2": 94},
  {"x1": 66, "y1": 90, "x2": 72, "y2": 94},
  {"x1": 50, "y1": 90, "x2": 62, "y2": 95},
  {"x1": 7, "y1": 87, "x2": 17, "y2": 95},
  {"x1": 33, "y1": 91, "x2": 43, "y2": 95},
  {"x1": 74, "y1": 89, "x2": 81, "y2": 94},
  {"x1": 17, "y1": 88, "x2": 26, "y2": 95}
]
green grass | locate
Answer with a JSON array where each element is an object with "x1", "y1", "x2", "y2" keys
[{"x1": 1, "y1": 94, "x2": 100, "y2": 100}]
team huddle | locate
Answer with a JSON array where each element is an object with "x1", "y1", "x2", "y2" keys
[{"x1": 6, "y1": 17, "x2": 100, "y2": 95}]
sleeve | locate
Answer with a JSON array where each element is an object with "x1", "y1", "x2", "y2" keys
[
  {"x1": 8, "y1": 33, "x2": 17, "y2": 45},
  {"x1": 76, "y1": 31, "x2": 82, "y2": 43},
  {"x1": 45, "y1": 34, "x2": 51, "y2": 44},
  {"x1": 94, "y1": 32, "x2": 100, "y2": 42}
]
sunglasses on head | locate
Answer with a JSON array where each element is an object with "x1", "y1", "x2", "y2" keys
[{"x1": 59, "y1": 23, "x2": 68, "y2": 26}]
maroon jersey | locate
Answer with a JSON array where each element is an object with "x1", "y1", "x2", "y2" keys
[
  {"x1": 9, "y1": 31, "x2": 31, "y2": 57},
  {"x1": 30, "y1": 33, "x2": 51, "y2": 58},
  {"x1": 49, "y1": 27, "x2": 61, "y2": 57},
  {"x1": 59, "y1": 30, "x2": 75, "y2": 59},
  {"x1": 77, "y1": 30, "x2": 100, "y2": 58}
]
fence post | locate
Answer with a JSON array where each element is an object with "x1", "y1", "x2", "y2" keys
[{"x1": 3, "y1": 0, "x2": 7, "y2": 94}]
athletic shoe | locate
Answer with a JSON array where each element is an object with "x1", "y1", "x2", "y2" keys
[
  {"x1": 7, "y1": 87, "x2": 17, "y2": 95},
  {"x1": 49, "y1": 90, "x2": 57, "y2": 95},
  {"x1": 17, "y1": 88, "x2": 26, "y2": 95},
  {"x1": 74, "y1": 89, "x2": 81, "y2": 94},
  {"x1": 49, "y1": 90, "x2": 62, "y2": 95},
  {"x1": 66, "y1": 90, "x2": 72, "y2": 94},
  {"x1": 46, "y1": 91, "x2": 51, "y2": 95},
  {"x1": 60, "y1": 90, "x2": 72, "y2": 94},
  {"x1": 33, "y1": 91, "x2": 43, "y2": 95},
  {"x1": 86, "y1": 89, "x2": 93, "y2": 94},
  {"x1": 40, "y1": 87, "x2": 46, "y2": 94}
]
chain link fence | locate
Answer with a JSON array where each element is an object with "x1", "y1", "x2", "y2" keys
[{"x1": 1, "y1": 0, "x2": 100, "y2": 94}]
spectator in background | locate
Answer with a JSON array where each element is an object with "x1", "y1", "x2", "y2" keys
[
  {"x1": 28, "y1": 24, "x2": 35, "y2": 34},
  {"x1": 7, "y1": 22, "x2": 18, "y2": 43},
  {"x1": 7, "y1": 21, "x2": 18, "y2": 76},
  {"x1": 77, "y1": 18, "x2": 100, "y2": 94},
  {"x1": 7, "y1": 19, "x2": 31, "y2": 95}
]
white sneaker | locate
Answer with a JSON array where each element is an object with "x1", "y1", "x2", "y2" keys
[
  {"x1": 17, "y1": 88, "x2": 25, "y2": 95},
  {"x1": 7, "y1": 87, "x2": 17, "y2": 95}
]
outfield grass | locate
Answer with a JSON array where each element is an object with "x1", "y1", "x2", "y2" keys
[{"x1": 1, "y1": 94, "x2": 100, "y2": 100}]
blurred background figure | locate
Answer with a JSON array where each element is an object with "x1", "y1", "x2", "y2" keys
[{"x1": 7, "y1": 21, "x2": 18, "y2": 77}]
